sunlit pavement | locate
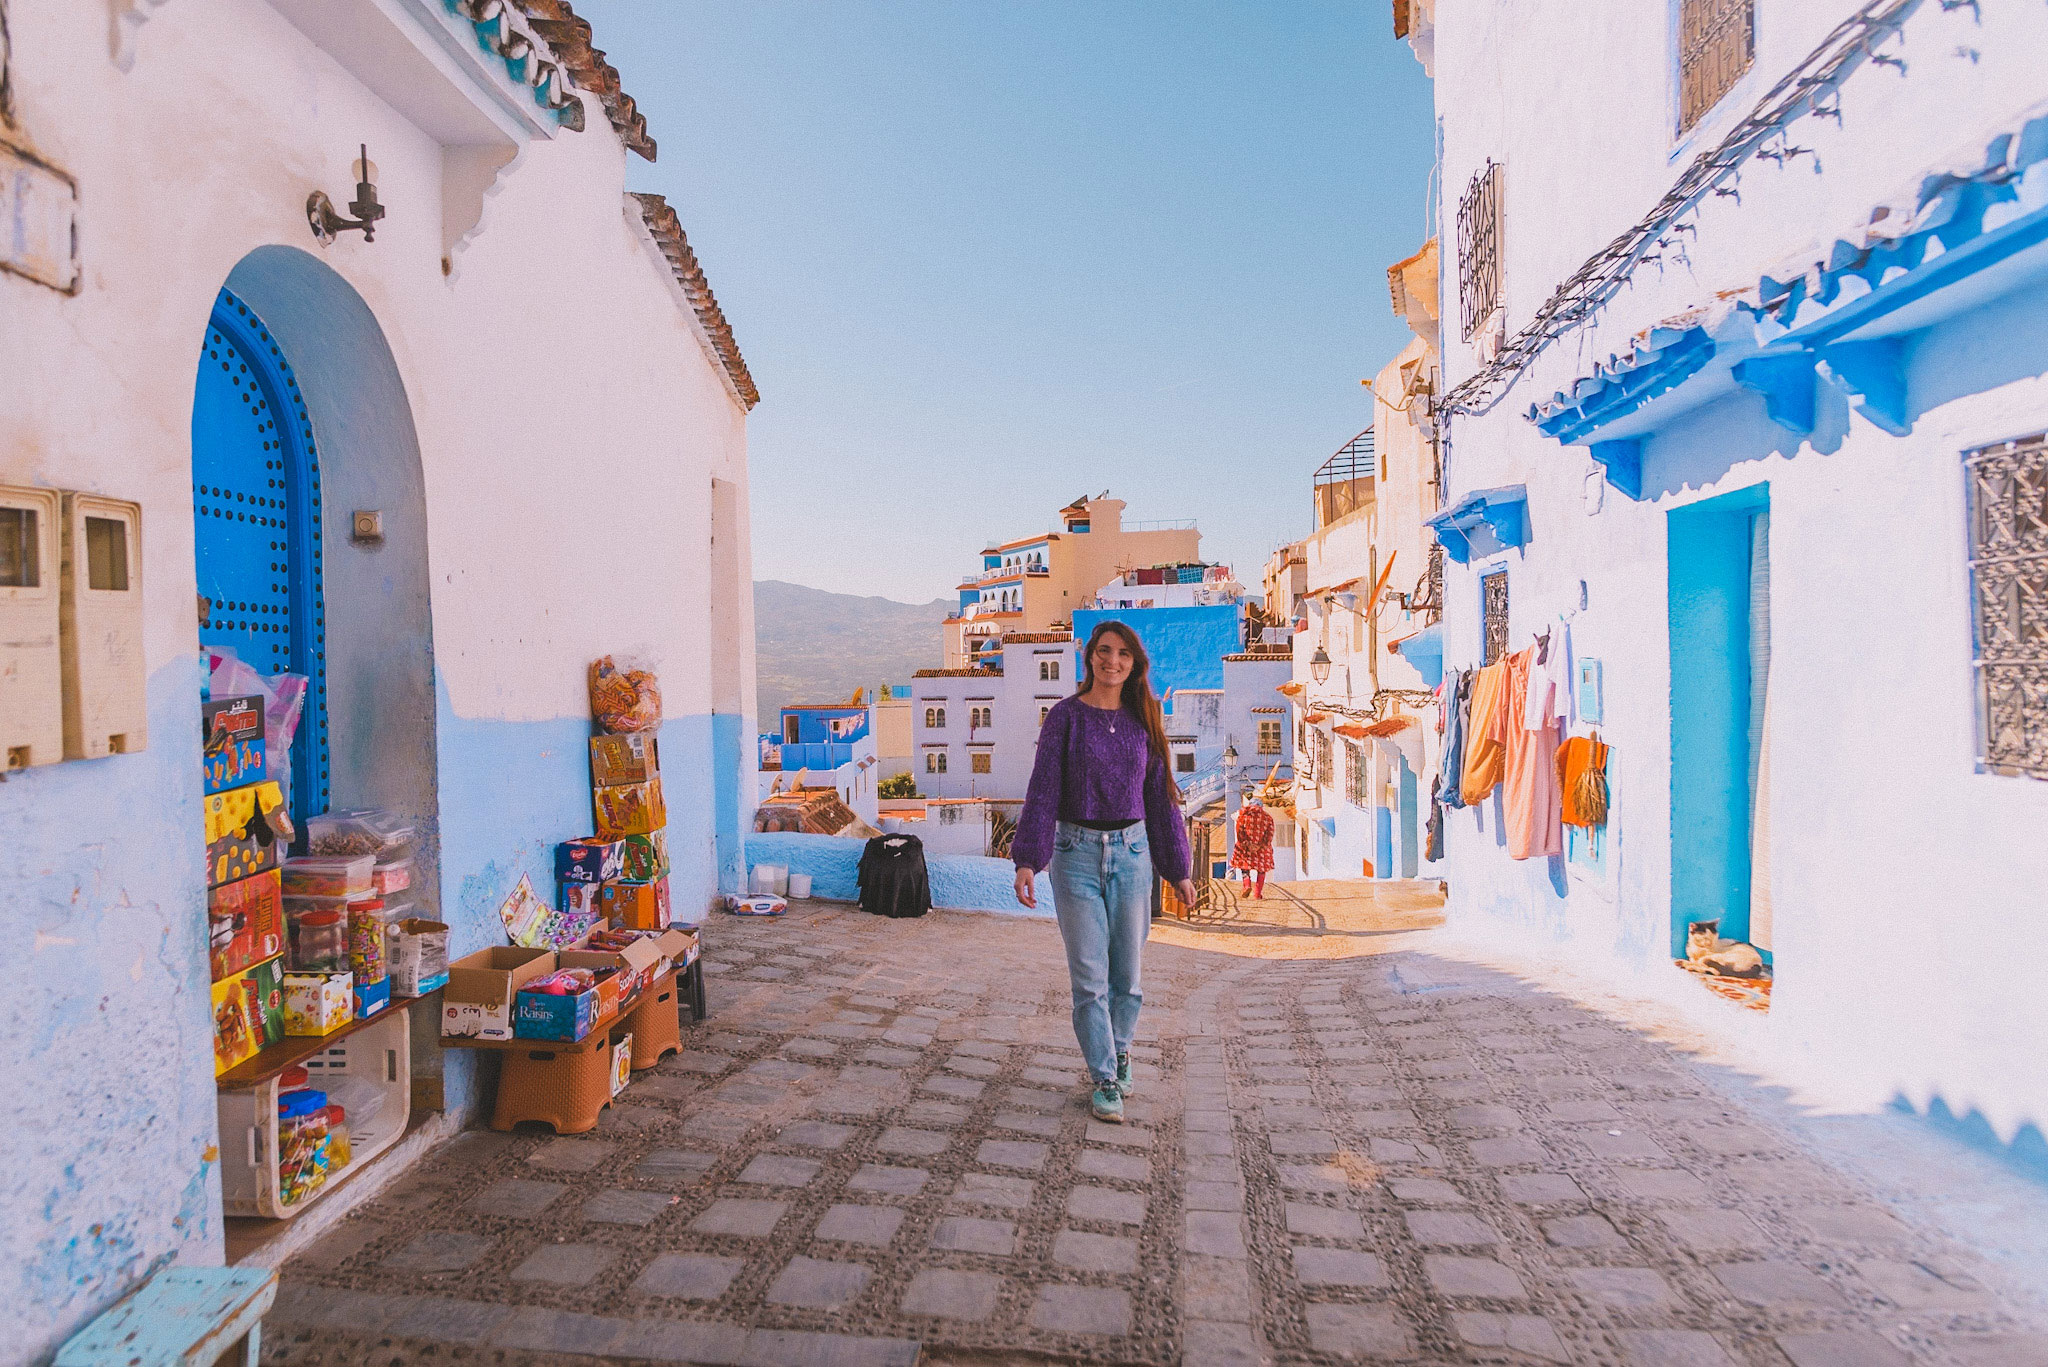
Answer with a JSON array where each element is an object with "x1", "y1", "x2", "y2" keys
[{"x1": 263, "y1": 889, "x2": 2048, "y2": 1365}]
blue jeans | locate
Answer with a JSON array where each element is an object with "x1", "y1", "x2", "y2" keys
[{"x1": 1048, "y1": 821, "x2": 1152, "y2": 1084}]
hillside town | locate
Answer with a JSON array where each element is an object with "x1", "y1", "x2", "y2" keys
[{"x1": 4, "y1": 1, "x2": 2047, "y2": 1365}]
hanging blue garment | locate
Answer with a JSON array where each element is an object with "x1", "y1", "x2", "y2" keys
[{"x1": 1438, "y1": 669, "x2": 1470, "y2": 811}]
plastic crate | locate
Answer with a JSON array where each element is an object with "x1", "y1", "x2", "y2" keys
[{"x1": 218, "y1": 1006, "x2": 412, "y2": 1218}]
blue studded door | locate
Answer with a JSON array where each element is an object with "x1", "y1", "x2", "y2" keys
[{"x1": 192, "y1": 288, "x2": 329, "y2": 822}]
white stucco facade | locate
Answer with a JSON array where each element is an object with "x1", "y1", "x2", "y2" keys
[
  {"x1": 1420, "y1": 0, "x2": 2048, "y2": 1145},
  {"x1": 0, "y1": 1, "x2": 757, "y2": 1355}
]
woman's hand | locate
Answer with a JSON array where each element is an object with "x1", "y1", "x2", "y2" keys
[
  {"x1": 1175, "y1": 878, "x2": 1197, "y2": 908},
  {"x1": 1015, "y1": 867, "x2": 1038, "y2": 909}
]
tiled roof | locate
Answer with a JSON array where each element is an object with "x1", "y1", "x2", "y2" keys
[
  {"x1": 631, "y1": 193, "x2": 760, "y2": 410},
  {"x1": 913, "y1": 668, "x2": 1002, "y2": 678},
  {"x1": 1223, "y1": 650, "x2": 1290, "y2": 662},
  {"x1": 514, "y1": 2, "x2": 656, "y2": 160},
  {"x1": 1002, "y1": 632, "x2": 1073, "y2": 644}
]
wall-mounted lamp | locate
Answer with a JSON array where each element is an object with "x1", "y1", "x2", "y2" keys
[
  {"x1": 1221, "y1": 743, "x2": 1239, "y2": 772},
  {"x1": 1309, "y1": 647, "x2": 1332, "y2": 684},
  {"x1": 308, "y1": 145, "x2": 386, "y2": 246}
]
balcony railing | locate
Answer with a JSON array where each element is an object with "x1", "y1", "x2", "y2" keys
[{"x1": 1124, "y1": 518, "x2": 1197, "y2": 533}]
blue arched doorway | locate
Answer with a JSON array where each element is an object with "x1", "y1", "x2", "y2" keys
[{"x1": 191, "y1": 288, "x2": 330, "y2": 821}]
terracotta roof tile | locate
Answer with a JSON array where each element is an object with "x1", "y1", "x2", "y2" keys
[
  {"x1": 514, "y1": 1, "x2": 656, "y2": 160},
  {"x1": 912, "y1": 668, "x2": 1002, "y2": 678},
  {"x1": 1002, "y1": 632, "x2": 1073, "y2": 644},
  {"x1": 631, "y1": 193, "x2": 759, "y2": 410}
]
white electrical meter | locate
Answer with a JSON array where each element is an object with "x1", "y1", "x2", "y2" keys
[
  {"x1": 59, "y1": 492, "x2": 148, "y2": 759},
  {"x1": 0, "y1": 484, "x2": 63, "y2": 769}
]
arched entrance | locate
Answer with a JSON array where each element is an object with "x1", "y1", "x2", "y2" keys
[{"x1": 189, "y1": 244, "x2": 440, "y2": 912}]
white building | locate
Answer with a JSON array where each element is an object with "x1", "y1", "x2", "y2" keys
[
  {"x1": 1410, "y1": 0, "x2": 2048, "y2": 1142},
  {"x1": 911, "y1": 633, "x2": 1073, "y2": 799},
  {"x1": 0, "y1": 2, "x2": 755, "y2": 1354}
]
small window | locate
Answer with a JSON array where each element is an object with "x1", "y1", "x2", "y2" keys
[
  {"x1": 927, "y1": 706, "x2": 947, "y2": 729},
  {"x1": 1345, "y1": 742, "x2": 1368, "y2": 807},
  {"x1": 1258, "y1": 719, "x2": 1281, "y2": 754},
  {"x1": 970, "y1": 706, "x2": 992, "y2": 728},
  {"x1": 1965, "y1": 431, "x2": 2048, "y2": 779},
  {"x1": 784, "y1": 717, "x2": 801, "y2": 744},
  {"x1": 1457, "y1": 162, "x2": 1503, "y2": 343},
  {"x1": 1176, "y1": 751, "x2": 1196, "y2": 774},
  {"x1": 1481, "y1": 569, "x2": 1510, "y2": 666},
  {"x1": 1039, "y1": 660, "x2": 1059, "y2": 681},
  {"x1": 926, "y1": 751, "x2": 947, "y2": 774},
  {"x1": 86, "y1": 516, "x2": 129, "y2": 591},
  {"x1": 0, "y1": 506, "x2": 39, "y2": 588},
  {"x1": 1678, "y1": 0, "x2": 1754, "y2": 135},
  {"x1": 971, "y1": 752, "x2": 991, "y2": 774},
  {"x1": 1312, "y1": 730, "x2": 1331, "y2": 785},
  {"x1": 1039, "y1": 705, "x2": 1051, "y2": 726}
]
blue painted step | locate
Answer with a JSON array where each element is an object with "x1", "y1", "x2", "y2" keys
[{"x1": 56, "y1": 1266, "x2": 277, "y2": 1367}]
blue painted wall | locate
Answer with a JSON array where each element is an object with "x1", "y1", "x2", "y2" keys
[
  {"x1": 1667, "y1": 486, "x2": 1766, "y2": 956},
  {"x1": 1070, "y1": 604, "x2": 1243, "y2": 714},
  {"x1": 778, "y1": 706, "x2": 869, "y2": 745}
]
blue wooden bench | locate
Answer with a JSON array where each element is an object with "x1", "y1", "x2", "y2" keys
[{"x1": 56, "y1": 1267, "x2": 277, "y2": 1367}]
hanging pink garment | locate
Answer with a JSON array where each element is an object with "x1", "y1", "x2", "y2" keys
[{"x1": 1503, "y1": 646, "x2": 1562, "y2": 860}]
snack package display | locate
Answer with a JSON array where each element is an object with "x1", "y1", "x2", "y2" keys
[
  {"x1": 307, "y1": 809, "x2": 414, "y2": 858},
  {"x1": 209, "y1": 870, "x2": 283, "y2": 981},
  {"x1": 204, "y1": 781, "x2": 287, "y2": 887},
  {"x1": 500, "y1": 872, "x2": 599, "y2": 950},
  {"x1": 725, "y1": 894, "x2": 788, "y2": 917},
  {"x1": 610, "y1": 1035, "x2": 634, "y2": 1097},
  {"x1": 600, "y1": 876, "x2": 672, "y2": 931},
  {"x1": 280, "y1": 854, "x2": 374, "y2": 899},
  {"x1": 590, "y1": 733, "x2": 660, "y2": 786},
  {"x1": 348, "y1": 897, "x2": 388, "y2": 986},
  {"x1": 282, "y1": 971, "x2": 353, "y2": 1036},
  {"x1": 589, "y1": 655, "x2": 662, "y2": 734},
  {"x1": 560, "y1": 881, "x2": 605, "y2": 918},
  {"x1": 201, "y1": 695, "x2": 266, "y2": 795},
  {"x1": 387, "y1": 918, "x2": 451, "y2": 996},
  {"x1": 594, "y1": 778, "x2": 666, "y2": 839},
  {"x1": 277, "y1": 1089, "x2": 332, "y2": 1206}
]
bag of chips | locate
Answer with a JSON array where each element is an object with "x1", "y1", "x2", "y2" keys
[{"x1": 589, "y1": 655, "x2": 662, "y2": 734}]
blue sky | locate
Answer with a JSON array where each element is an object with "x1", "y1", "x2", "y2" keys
[{"x1": 577, "y1": 1, "x2": 1437, "y2": 604}]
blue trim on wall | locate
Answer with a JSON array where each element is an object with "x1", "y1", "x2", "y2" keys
[{"x1": 1427, "y1": 487, "x2": 1529, "y2": 565}]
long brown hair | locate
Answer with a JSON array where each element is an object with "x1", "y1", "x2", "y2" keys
[{"x1": 1079, "y1": 621, "x2": 1179, "y2": 794}]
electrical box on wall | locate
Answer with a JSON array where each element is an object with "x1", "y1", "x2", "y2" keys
[
  {"x1": 59, "y1": 493, "x2": 148, "y2": 759},
  {"x1": 1, "y1": 485, "x2": 64, "y2": 770}
]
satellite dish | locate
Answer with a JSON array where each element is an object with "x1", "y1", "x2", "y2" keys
[{"x1": 1098, "y1": 488, "x2": 1110, "y2": 500}]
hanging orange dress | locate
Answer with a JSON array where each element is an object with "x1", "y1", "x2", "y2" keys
[
  {"x1": 1503, "y1": 646, "x2": 1562, "y2": 860},
  {"x1": 1459, "y1": 660, "x2": 1510, "y2": 804}
]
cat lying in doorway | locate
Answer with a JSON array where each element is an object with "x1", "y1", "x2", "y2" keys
[{"x1": 1686, "y1": 919, "x2": 1766, "y2": 978}]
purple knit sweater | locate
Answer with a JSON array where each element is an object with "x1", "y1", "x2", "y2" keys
[{"x1": 1012, "y1": 695, "x2": 1192, "y2": 882}]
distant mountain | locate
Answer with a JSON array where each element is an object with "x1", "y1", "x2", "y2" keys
[{"x1": 754, "y1": 580, "x2": 953, "y2": 720}]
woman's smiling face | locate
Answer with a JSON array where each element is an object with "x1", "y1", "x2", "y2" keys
[{"x1": 1090, "y1": 632, "x2": 1135, "y2": 692}]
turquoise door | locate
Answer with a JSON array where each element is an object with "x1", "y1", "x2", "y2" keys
[{"x1": 191, "y1": 288, "x2": 329, "y2": 822}]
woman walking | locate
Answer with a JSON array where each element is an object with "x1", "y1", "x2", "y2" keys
[{"x1": 1013, "y1": 622, "x2": 1195, "y2": 1122}]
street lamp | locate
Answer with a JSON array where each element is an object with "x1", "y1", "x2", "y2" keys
[
  {"x1": 1309, "y1": 647, "x2": 1332, "y2": 684},
  {"x1": 1221, "y1": 742, "x2": 1238, "y2": 775}
]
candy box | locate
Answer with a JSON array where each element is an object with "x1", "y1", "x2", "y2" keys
[
  {"x1": 211, "y1": 955, "x2": 284, "y2": 1076},
  {"x1": 513, "y1": 970, "x2": 609, "y2": 1042},
  {"x1": 610, "y1": 1034, "x2": 634, "y2": 1097},
  {"x1": 354, "y1": 974, "x2": 392, "y2": 1020},
  {"x1": 282, "y1": 971, "x2": 353, "y2": 1036},
  {"x1": 560, "y1": 936, "x2": 665, "y2": 1008},
  {"x1": 599, "y1": 876, "x2": 671, "y2": 931},
  {"x1": 620, "y1": 830, "x2": 670, "y2": 881},
  {"x1": 560, "y1": 881, "x2": 606, "y2": 918},
  {"x1": 209, "y1": 870, "x2": 283, "y2": 982},
  {"x1": 557, "y1": 838, "x2": 625, "y2": 884},
  {"x1": 202, "y1": 695, "x2": 266, "y2": 795},
  {"x1": 725, "y1": 894, "x2": 787, "y2": 917},
  {"x1": 386, "y1": 917, "x2": 450, "y2": 996},
  {"x1": 441, "y1": 946, "x2": 554, "y2": 1040},
  {"x1": 204, "y1": 781, "x2": 286, "y2": 888},
  {"x1": 593, "y1": 778, "x2": 665, "y2": 839},
  {"x1": 591, "y1": 733, "x2": 660, "y2": 787}
]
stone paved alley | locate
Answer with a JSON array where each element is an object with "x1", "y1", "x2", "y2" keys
[{"x1": 263, "y1": 891, "x2": 2048, "y2": 1366}]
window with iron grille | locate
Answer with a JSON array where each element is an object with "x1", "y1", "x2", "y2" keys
[
  {"x1": 1258, "y1": 719, "x2": 1282, "y2": 754},
  {"x1": 1678, "y1": 0, "x2": 1754, "y2": 134},
  {"x1": 1426, "y1": 542, "x2": 1444, "y2": 624},
  {"x1": 1482, "y1": 569, "x2": 1510, "y2": 666},
  {"x1": 1965, "y1": 432, "x2": 2048, "y2": 779},
  {"x1": 1457, "y1": 162, "x2": 1502, "y2": 342},
  {"x1": 1176, "y1": 751, "x2": 1196, "y2": 774},
  {"x1": 971, "y1": 751, "x2": 992, "y2": 774},
  {"x1": 1312, "y1": 730, "x2": 1331, "y2": 787},
  {"x1": 1345, "y1": 742, "x2": 1368, "y2": 807}
]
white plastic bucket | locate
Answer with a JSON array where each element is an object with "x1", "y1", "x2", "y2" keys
[
  {"x1": 752, "y1": 863, "x2": 789, "y2": 896},
  {"x1": 787, "y1": 872, "x2": 813, "y2": 899}
]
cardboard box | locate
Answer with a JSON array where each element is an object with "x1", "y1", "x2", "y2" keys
[
  {"x1": 441, "y1": 946, "x2": 555, "y2": 1040},
  {"x1": 386, "y1": 918, "x2": 450, "y2": 996},
  {"x1": 610, "y1": 1034, "x2": 634, "y2": 1097},
  {"x1": 212, "y1": 955, "x2": 284, "y2": 1076},
  {"x1": 209, "y1": 870, "x2": 283, "y2": 982},
  {"x1": 202, "y1": 695, "x2": 267, "y2": 795},
  {"x1": 203, "y1": 781, "x2": 284, "y2": 888},
  {"x1": 620, "y1": 830, "x2": 670, "y2": 881},
  {"x1": 591, "y1": 733, "x2": 659, "y2": 786},
  {"x1": 354, "y1": 974, "x2": 392, "y2": 1020},
  {"x1": 594, "y1": 777, "x2": 665, "y2": 839},
  {"x1": 563, "y1": 935, "x2": 665, "y2": 1004},
  {"x1": 282, "y1": 971, "x2": 353, "y2": 1036},
  {"x1": 513, "y1": 976, "x2": 603, "y2": 1042},
  {"x1": 557, "y1": 838, "x2": 625, "y2": 884},
  {"x1": 560, "y1": 881, "x2": 606, "y2": 918},
  {"x1": 600, "y1": 876, "x2": 671, "y2": 931}
]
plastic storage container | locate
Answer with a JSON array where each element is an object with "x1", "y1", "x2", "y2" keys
[
  {"x1": 371, "y1": 856, "x2": 413, "y2": 895},
  {"x1": 277, "y1": 1088, "x2": 330, "y2": 1206},
  {"x1": 348, "y1": 898, "x2": 387, "y2": 986},
  {"x1": 325, "y1": 1105, "x2": 351, "y2": 1170},
  {"x1": 291, "y1": 910, "x2": 348, "y2": 973},
  {"x1": 281, "y1": 854, "x2": 374, "y2": 898},
  {"x1": 307, "y1": 808, "x2": 415, "y2": 858}
]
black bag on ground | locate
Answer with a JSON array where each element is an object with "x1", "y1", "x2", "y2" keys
[{"x1": 858, "y1": 834, "x2": 931, "y2": 919}]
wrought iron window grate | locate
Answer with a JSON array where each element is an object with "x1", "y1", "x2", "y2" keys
[
  {"x1": 1965, "y1": 432, "x2": 2048, "y2": 779},
  {"x1": 1457, "y1": 163, "x2": 1503, "y2": 342},
  {"x1": 1482, "y1": 569, "x2": 1510, "y2": 667},
  {"x1": 1345, "y1": 741, "x2": 1368, "y2": 807},
  {"x1": 1311, "y1": 730, "x2": 1331, "y2": 789},
  {"x1": 1679, "y1": 0, "x2": 1755, "y2": 134}
]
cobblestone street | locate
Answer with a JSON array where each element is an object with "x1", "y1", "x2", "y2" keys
[{"x1": 263, "y1": 893, "x2": 2048, "y2": 1366}]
